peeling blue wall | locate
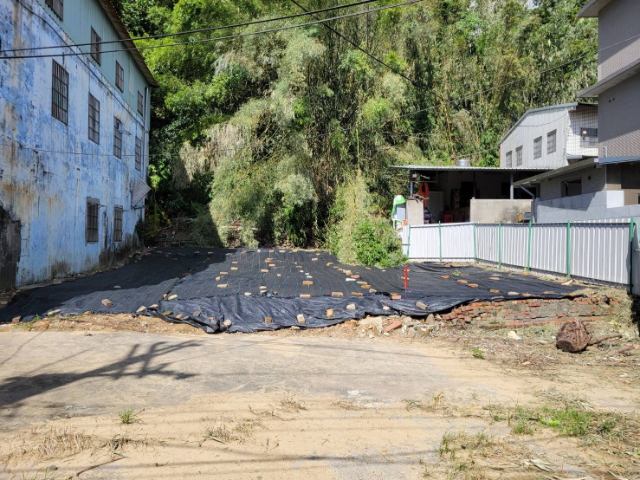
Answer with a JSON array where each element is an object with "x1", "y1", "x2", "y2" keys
[{"x1": 0, "y1": 0, "x2": 152, "y2": 286}]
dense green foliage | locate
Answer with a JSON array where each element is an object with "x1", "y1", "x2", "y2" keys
[{"x1": 117, "y1": 0, "x2": 596, "y2": 258}]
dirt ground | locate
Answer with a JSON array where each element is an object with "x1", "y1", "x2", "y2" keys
[{"x1": 1, "y1": 309, "x2": 639, "y2": 480}]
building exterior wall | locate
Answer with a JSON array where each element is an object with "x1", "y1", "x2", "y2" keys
[
  {"x1": 535, "y1": 192, "x2": 640, "y2": 223},
  {"x1": 0, "y1": 0, "x2": 152, "y2": 287},
  {"x1": 470, "y1": 199, "x2": 532, "y2": 224},
  {"x1": 499, "y1": 105, "x2": 596, "y2": 170},
  {"x1": 597, "y1": 0, "x2": 640, "y2": 79},
  {"x1": 598, "y1": 73, "x2": 640, "y2": 158},
  {"x1": 539, "y1": 164, "x2": 606, "y2": 201}
]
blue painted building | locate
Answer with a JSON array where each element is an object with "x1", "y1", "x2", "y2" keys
[{"x1": 0, "y1": 0, "x2": 156, "y2": 288}]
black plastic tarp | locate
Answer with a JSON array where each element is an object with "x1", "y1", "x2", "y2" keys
[{"x1": 1, "y1": 248, "x2": 576, "y2": 332}]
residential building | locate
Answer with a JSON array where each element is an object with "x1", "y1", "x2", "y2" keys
[
  {"x1": 578, "y1": 0, "x2": 640, "y2": 158},
  {"x1": 499, "y1": 103, "x2": 598, "y2": 170},
  {"x1": 0, "y1": 0, "x2": 157, "y2": 289},
  {"x1": 515, "y1": 157, "x2": 640, "y2": 222},
  {"x1": 511, "y1": 0, "x2": 640, "y2": 223}
]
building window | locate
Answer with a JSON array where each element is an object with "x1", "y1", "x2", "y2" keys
[
  {"x1": 505, "y1": 151, "x2": 512, "y2": 168},
  {"x1": 86, "y1": 199, "x2": 99, "y2": 243},
  {"x1": 114, "y1": 117, "x2": 123, "y2": 158},
  {"x1": 135, "y1": 136, "x2": 142, "y2": 171},
  {"x1": 138, "y1": 91, "x2": 144, "y2": 116},
  {"x1": 90, "y1": 28, "x2": 101, "y2": 65},
  {"x1": 51, "y1": 60, "x2": 68, "y2": 124},
  {"x1": 45, "y1": 0, "x2": 63, "y2": 20},
  {"x1": 547, "y1": 130, "x2": 557, "y2": 154},
  {"x1": 516, "y1": 146, "x2": 523, "y2": 166},
  {"x1": 533, "y1": 137, "x2": 542, "y2": 159},
  {"x1": 115, "y1": 61, "x2": 124, "y2": 92},
  {"x1": 114, "y1": 207, "x2": 123, "y2": 242},
  {"x1": 561, "y1": 178, "x2": 582, "y2": 198},
  {"x1": 88, "y1": 93, "x2": 100, "y2": 144},
  {"x1": 580, "y1": 127, "x2": 598, "y2": 148}
]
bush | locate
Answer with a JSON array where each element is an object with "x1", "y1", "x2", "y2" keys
[
  {"x1": 353, "y1": 217, "x2": 406, "y2": 267},
  {"x1": 190, "y1": 212, "x2": 223, "y2": 247}
]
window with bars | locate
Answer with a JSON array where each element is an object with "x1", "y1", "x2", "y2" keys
[
  {"x1": 547, "y1": 130, "x2": 557, "y2": 154},
  {"x1": 114, "y1": 117, "x2": 123, "y2": 158},
  {"x1": 115, "y1": 61, "x2": 124, "y2": 92},
  {"x1": 86, "y1": 199, "x2": 99, "y2": 243},
  {"x1": 516, "y1": 146, "x2": 523, "y2": 166},
  {"x1": 51, "y1": 60, "x2": 68, "y2": 124},
  {"x1": 45, "y1": 0, "x2": 63, "y2": 20},
  {"x1": 533, "y1": 136, "x2": 542, "y2": 159},
  {"x1": 90, "y1": 28, "x2": 101, "y2": 65},
  {"x1": 580, "y1": 127, "x2": 598, "y2": 148},
  {"x1": 137, "y1": 91, "x2": 144, "y2": 116},
  {"x1": 505, "y1": 151, "x2": 512, "y2": 168},
  {"x1": 88, "y1": 93, "x2": 100, "y2": 144},
  {"x1": 135, "y1": 136, "x2": 142, "y2": 171},
  {"x1": 114, "y1": 207, "x2": 123, "y2": 242}
]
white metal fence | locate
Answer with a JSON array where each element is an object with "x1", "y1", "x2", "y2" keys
[{"x1": 401, "y1": 220, "x2": 636, "y2": 291}]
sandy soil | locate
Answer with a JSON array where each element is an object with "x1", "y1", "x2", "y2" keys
[{"x1": 1, "y1": 315, "x2": 639, "y2": 479}]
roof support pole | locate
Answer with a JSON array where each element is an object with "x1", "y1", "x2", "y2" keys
[{"x1": 509, "y1": 172, "x2": 514, "y2": 200}]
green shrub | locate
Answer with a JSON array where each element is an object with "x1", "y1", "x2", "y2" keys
[
  {"x1": 190, "y1": 212, "x2": 223, "y2": 247},
  {"x1": 353, "y1": 218, "x2": 405, "y2": 267}
]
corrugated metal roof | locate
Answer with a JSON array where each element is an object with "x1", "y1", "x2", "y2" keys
[
  {"x1": 514, "y1": 156, "x2": 640, "y2": 187},
  {"x1": 391, "y1": 165, "x2": 550, "y2": 172},
  {"x1": 513, "y1": 159, "x2": 596, "y2": 187},
  {"x1": 131, "y1": 180, "x2": 151, "y2": 207},
  {"x1": 96, "y1": 0, "x2": 158, "y2": 87},
  {"x1": 578, "y1": 0, "x2": 614, "y2": 17},
  {"x1": 499, "y1": 103, "x2": 597, "y2": 145},
  {"x1": 579, "y1": 58, "x2": 640, "y2": 97}
]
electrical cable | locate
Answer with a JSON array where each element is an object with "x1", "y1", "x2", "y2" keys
[
  {"x1": 0, "y1": 0, "x2": 422, "y2": 60},
  {"x1": 0, "y1": 0, "x2": 384, "y2": 55}
]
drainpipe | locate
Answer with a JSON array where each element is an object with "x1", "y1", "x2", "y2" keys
[{"x1": 509, "y1": 172, "x2": 514, "y2": 200}]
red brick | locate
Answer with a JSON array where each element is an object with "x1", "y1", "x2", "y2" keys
[{"x1": 384, "y1": 321, "x2": 403, "y2": 333}]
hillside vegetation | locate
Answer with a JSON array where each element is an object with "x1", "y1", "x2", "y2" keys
[{"x1": 116, "y1": 0, "x2": 596, "y2": 263}]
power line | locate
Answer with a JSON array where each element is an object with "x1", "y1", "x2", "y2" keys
[
  {"x1": 289, "y1": 0, "x2": 420, "y2": 87},
  {"x1": 4, "y1": 31, "x2": 639, "y2": 161},
  {"x1": 0, "y1": 0, "x2": 383, "y2": 56},
  {"x1": 0, "y1": 0, "x2": 422, "y2": 60}
]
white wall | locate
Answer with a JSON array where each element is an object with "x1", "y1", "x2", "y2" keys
[{"x1": 500, "y1": 106, "x2": 572, "y2": 170}]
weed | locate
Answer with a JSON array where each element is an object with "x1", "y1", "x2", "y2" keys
[
  {"x1": 280, "y1": 395, "x2": 307, "y2": 412},
  {"x1": 453, "y1": 270, "x2": 462, "y2": 277},
  {"x1": 511, "y1": 419, "x2": 533, "y2": 435},
  {"x1": 333, "y1": 400, "x2": 364, "y2": 411},
  {"x1": 202, "y1": 418, "x2": 263, "y2": 446},
  {"x1": 118, "y1": 409, "x2": 140, "y2": 425},
  {"x1": 472, "y1": 347, "x2": 485, "y2": 359}
]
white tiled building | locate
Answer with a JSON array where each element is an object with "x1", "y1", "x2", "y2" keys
[{"x1": 499, "y1": 103, "x2": 598, "y2": 170}]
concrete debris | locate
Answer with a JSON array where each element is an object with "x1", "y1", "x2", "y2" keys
[
  {"x1": 346, "y1": 304, "x2": 356, "y2": 311},
  {"x1": 11, "y1": 316, "x2": 21, "y2": 324},
  {"x1": 507, "y1": 330, "x2": 521, "y2": 341},
  {"x1": 416, "y1": 301, "x2": 427, "y2": 310},
  {"x1": 136, "y1": 306, "x2": 147, "y2": 314},
  {"x1": 168, "y1": 294, "x2": 178, "y2": 301},
  {"x1": 297, "y1": 314, "x2": 306, "y2": 325},
  {"x1": 223, "y1": 319, "x2": 233, "y2": 327},
  {"x1": 101, "y1": 299, "x2": 113, "y2": 307}
]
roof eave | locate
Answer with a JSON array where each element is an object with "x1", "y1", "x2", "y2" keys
[
  {"x1": 513, "y1": 159, "x2": 596, "y2": 187},
  {"x1": 96, "y1": 0, "x2": 158, "y2": 87},
  {"x1": 499, "y1": 103, "x2": 580, "y2": 146},
  {"x1": 579, "y1": 60, "x2": 640, "y2": 98},
  {"x1": 578, "y1": 0, "x2": 614, "y2": 17}
]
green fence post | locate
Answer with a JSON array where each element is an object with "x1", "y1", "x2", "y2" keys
[
  {"x1": 498, "y1": 222, "x2": 502, "y2": 270},
  {"x1": 566, "y1": 221, "x2": 571, "y2": 278},
  {"x1": 629, "y1": 218, "x2": 635, "y2": 292},
  {"x1": 407, "y1": 225, "x2": 411, "y2": 259},
  {"x1": 473, "y1": 223, "x2": 477, "y2": 264},
  {"x1": 438, "y1": 221, "x2": 443, "y2": 263},
  {"x1": 526, "y1": 220, "x2": 533, "y2": 272}
]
